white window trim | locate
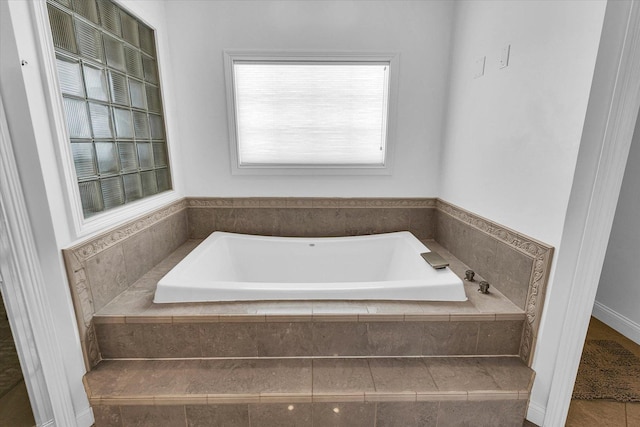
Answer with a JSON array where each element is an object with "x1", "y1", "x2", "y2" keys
[
  {"x1": 32, "y1": 0, "x2": 180, "y2": 240},
  {"x1": 223, "y1": 50, "x2": 400, "y2": 175}
]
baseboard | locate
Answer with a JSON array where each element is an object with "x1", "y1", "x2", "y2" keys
[
  {"x1": 526, "y1": 399, "x2": 546, "y2": 426},
  {"x1": 592, "y1": 301, "x2": 640, "y2": 345},
  {"x1": 76, "y1": 406, "x2": 94, "y2": 427}
]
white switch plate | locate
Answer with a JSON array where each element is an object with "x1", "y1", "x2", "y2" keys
[
  {"x1": 500, "y1": 44, "x2": 510, "y2": 69},
  {"x1": 474, "y1": 56, "x2": 486, "y2": 79}
]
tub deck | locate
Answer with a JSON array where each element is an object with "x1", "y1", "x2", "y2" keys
[{"x1": 96, "y1": 239, "x2": 523, "y2": 321}]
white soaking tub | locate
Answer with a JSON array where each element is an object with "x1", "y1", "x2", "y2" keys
[{"x1": 153, "y1": 231, "x2": 467, "y2": 303}]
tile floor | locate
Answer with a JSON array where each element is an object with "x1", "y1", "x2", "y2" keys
[{"x1": 565, "y1": 317, "x2": 640, "y2": 427}]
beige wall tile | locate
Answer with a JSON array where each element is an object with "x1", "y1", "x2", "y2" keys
[
  {"x1": 369, "y1": 358, "x2": 438, "y2": 393},
  {"x1": 311, "y1": 402, "x2": 375, "y2": 427},
  {"x1": 85, "y1": 244, "x2": 129, "y2": 313},
  {"x1": 95, "y1": 323, "x2": 147, "y2": 359},
  {"x1": 492, "y1": 242, "x2": 534, "y2": 309},
  {"x1": 200, "y1": 323, "x2": 258, "y2": 357},
  {"x1": 122, "y1": 228, "x2": 156, "y2": 287},
  {"x1": 425, "y1": 358, "x2": 499, "y2": 391},
  {"x1": 92, "y1": 405, "x2": 122, "y2": 427},
  {"x1": 313, "y1": 322, "x2": 369, "y2": 356},
  {"x1": 422, "y1": 322, "x2": 479, "y2": 355},
  {"x1": 312, "y1": 359, "x2": 375, "y2": 394},
  {"x1": 367, "y1": 322, "x2": 423, "y2": 356},
  {"x1": 477, "y1": 320, "x2": 523, "y2": 355},
  {"x1": 187, "y1": 208, "x2": 215, "y2": 239},
  {"x1": 185, "y1": 405, "x2": 249, "y2": 427},
  {"x1": 375, "y1": 402, "x2": 439, "y2": 427},
  {"x1": 256, "y1": 322, "x2": 313, "y2": 357},
  {"x1": 119, "y1": 405, "x2": 186, "y2": 427},
  {"x1": 248, "y1": 403, "x2": 312, "y2": 427},
  {"x1": 437, "y1": 400, "x2": 527, "y2": 426}
]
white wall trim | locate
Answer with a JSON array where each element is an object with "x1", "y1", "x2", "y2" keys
[
  {"x1": 542, "y1": 1, "x2": 640, "y2": 426},
  {"x1": 526, "y1": 400, "x2": 546, "y2": 427},
  {"x1": 592, "y1": 301, "x2": 640, "y2": 345},
  {"x1": 75, "y1": 406, "x2": 94, "y2": 427},
  {"x1": 0, "y1": 91, "x2": 83, "y2": 425}
]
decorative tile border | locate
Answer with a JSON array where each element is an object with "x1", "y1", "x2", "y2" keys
[
  {"x1": 188, "y1": 197, "x2": 437, "y2": 209},
  {"x1": 435, "y1": 199, "x2": 554, "y2": 365},
  {"x1": 69, "y1": 199, "x2": 188, "y2": 263}
]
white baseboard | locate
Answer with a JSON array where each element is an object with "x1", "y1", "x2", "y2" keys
[
  {"x1": 76, "y1": 406, "x2": 94, "y2": 427},
  {"x1": 592, "y1": 301, "x2": 640, "y2": 345},
  {"x1": 526, "y1": 399, "x2": 546, "y2": 426}
]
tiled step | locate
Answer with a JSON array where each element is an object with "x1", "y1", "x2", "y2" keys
[
  {"x1": 94, "y1": 315, "x2": 524, "y2": 359},
  {"x1": 85, "y1": 356, "x2": 533, "y2": 427}
]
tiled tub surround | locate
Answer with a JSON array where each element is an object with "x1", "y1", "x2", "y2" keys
[
  {"x1": 63, "y1": 197, "x2": 552, "y2": 369},
  {"x1": 435, "y1": 200, "x2": 553, "y2": 365},
  {"x1": 94, "y1": 240, "x2": 525, "y2": 359},
  {"x1": 62, "y1": 198, "x2": 547, "y2": 426},
  {"x1": 186, "y1": 197, "x2": 437, "y2": 240},
  {"x1": 62, "y1": 199, "x2": 189, "y2": 369}
]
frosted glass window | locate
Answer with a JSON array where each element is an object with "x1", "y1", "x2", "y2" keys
[
  {"x1": 100, "y1": 177, "x2": 125, "y2": 209},
  {"x1": 89, "y1": 103, "x2": 113, "y2": 138},
  {"x1": 63, "y1": 97, "x2": 91, "y2": 138},
  {"x1": 113, "y1": 107, "x2": 134, "y2": 138},
  {"x1": 123, "y1": 173, "x2": 143, "y2": 201},
  {"x1": 95, "y1": 142, "x2": 119, "y2": 174},
  {"x1": 48, "y1": 0, "x2": 171, "y2": 219},
  {"x1": 129, "y1": 79, "x2": 146, "y2": 109},
  {"x1": 83, "y1": 64, "x2": 109, "y2": 101},
  {"x1": 72, "y1": 0, "x2": 99, "y2": 24},
  {"x1": 232, "y1": 62, "x2": 389, "y2": 166},
  {"x1": 56, "y1": 55, "x2": 84, "y2": 97},
  {"x1": 118, "y1": 142, "x2": 138, "y2": 172},
  {"x1": 141, "y1": 170, "x2": 157, "y2": 196},
  {"x1": 71, "y1": 141, "x2": 97, "y2": 178},
  {"x1": 48, "y1": 4, "x2": 77, "y2": 54},
  {"x1": 108, "y1": 71, "x2": 130, "y2": 105},
  {"x1": 75, "y1": 18, "x2": 103, "y2": 63}
]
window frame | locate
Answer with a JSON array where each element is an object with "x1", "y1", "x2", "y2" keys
[{"x1": 223, "y1": 50, "x2": 400, "y2": 175}]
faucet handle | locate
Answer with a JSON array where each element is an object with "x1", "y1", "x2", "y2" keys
[
  {"x1": 478, "y1": 281, "x2": 490, "y2": 294},
  {"x1": 465, "y1": 270, "x2": 475, "y2": 281}
]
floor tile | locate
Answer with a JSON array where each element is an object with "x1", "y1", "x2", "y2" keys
[
  {"x1": 566, "y1": 400, "x2": 626, "y2": 427},
  {"x1": 627, "y1": 403, "x2": 640, "y2": 426}
]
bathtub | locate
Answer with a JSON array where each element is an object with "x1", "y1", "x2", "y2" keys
[{"x1": 153, "y1": 231, "x2": 467, "y2": 303}]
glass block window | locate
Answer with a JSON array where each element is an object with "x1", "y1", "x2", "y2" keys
[{"x1": 47, "y1": 0, "x2": 171, "y2": 218}]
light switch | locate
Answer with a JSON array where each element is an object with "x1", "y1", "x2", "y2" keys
[
  {"x1": 500, "y1": 44, "x2": 510, "y2": 69},
  {"x1": 474, "y1": 56, "x2": 485, "y2": 79}
]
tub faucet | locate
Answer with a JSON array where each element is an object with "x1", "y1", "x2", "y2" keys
[
  {"x1": 478, "y1": 281, "x2": 490, "y2": 294},
  {"x1": 465, "y1": 270, "x2": 475, "y2": 282}
]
